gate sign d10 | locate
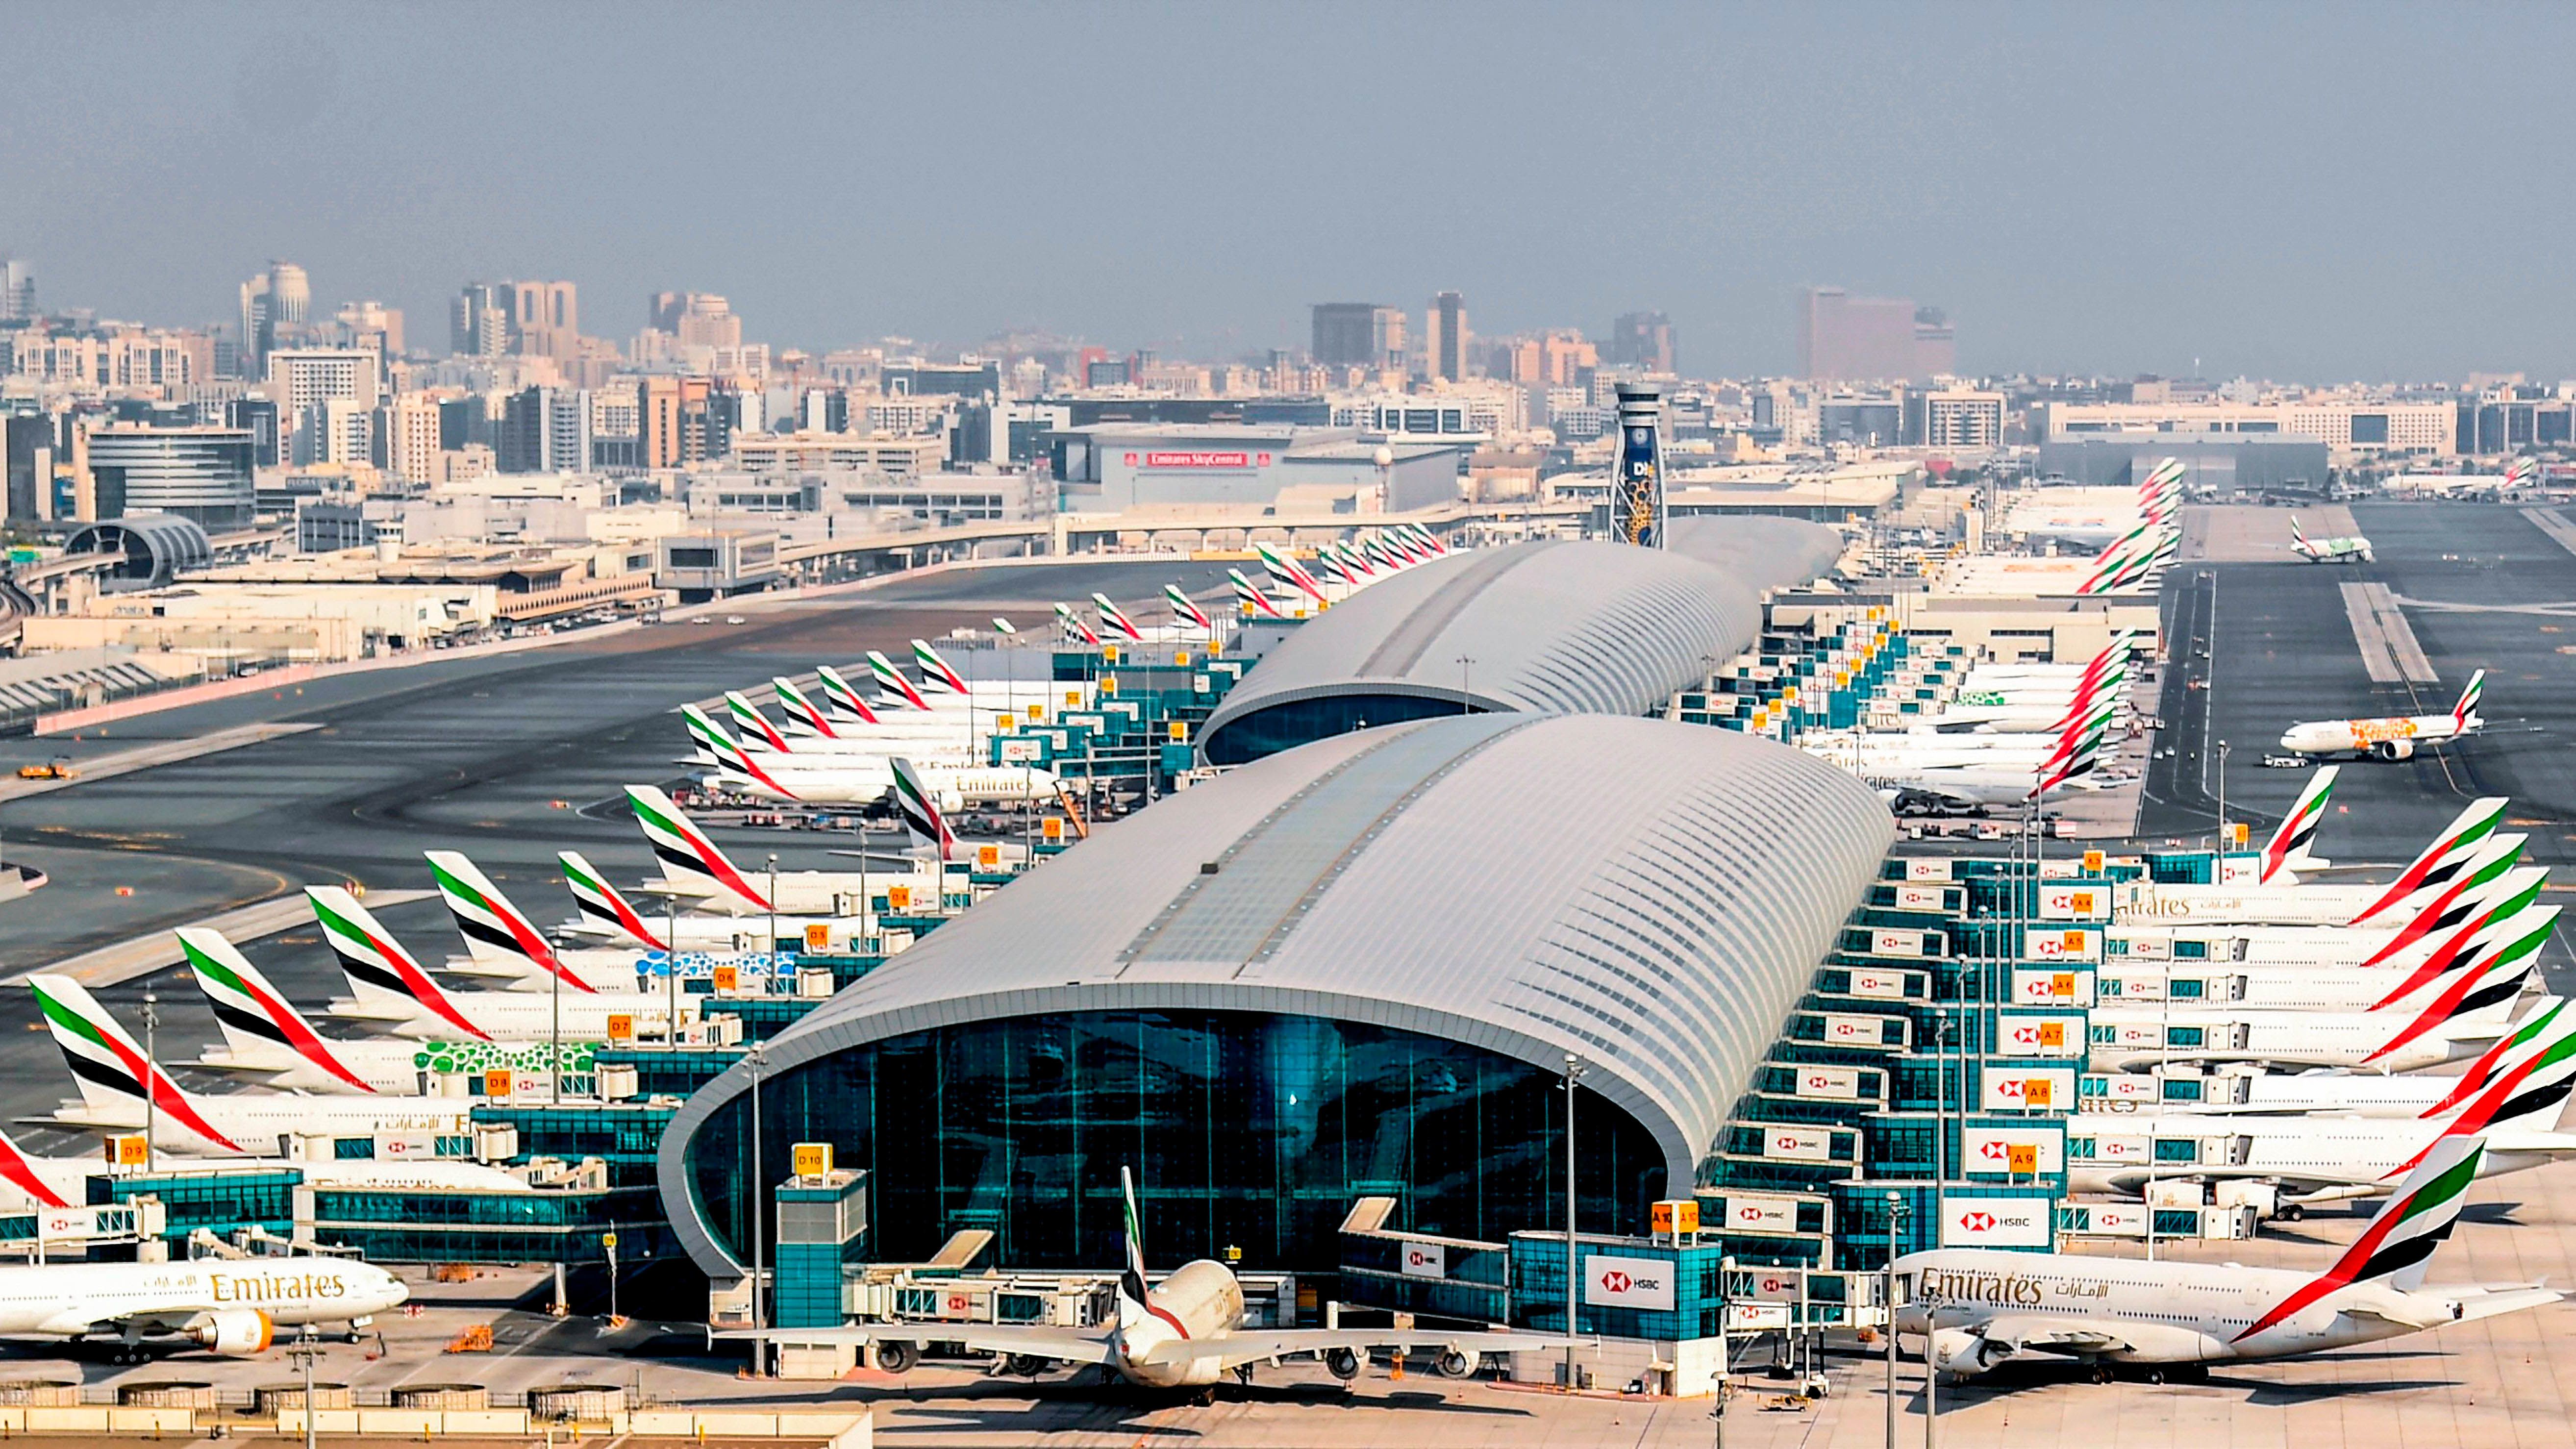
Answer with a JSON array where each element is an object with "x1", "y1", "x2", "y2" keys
[
  {"x1": 1941, "y1": 1197, "x2": 2052, "y2": 1249},
  {"x1": 1583, "y1": 1253, "x2": 1676, "y2": 1311},
  {"x1": 1399, "y1": 1240, "x2": 1446, "y2": 1279},
  {"x1": 792, "y1": 1142, "x2": 834, "y2": 1177}
]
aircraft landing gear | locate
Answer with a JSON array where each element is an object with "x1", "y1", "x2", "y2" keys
[
  {"x1": 2090, "y1": 1364, "x2": 2115, "y2": 1384},
  {"x1": 1233, "y1": 1363, "x2": 1254, "y2": 1385}
]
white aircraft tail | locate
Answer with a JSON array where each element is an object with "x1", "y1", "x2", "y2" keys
[
  {"x1": 425, "y1": 851, "x2": 588, "y2": 994},
  {"x1": 177, "y1": 927, "x2": 379, "y2": 1093},
  {"x1": 559, "y1": 850, "x2": 668, "y2": 951},
  {"x1": 626, "y1": 784, "x2": 771, "y2": 911},
  {"x1": 2453, "y1": 670, "x2": 2486, "y2": 733},
  {"x1": 307, "y1": 885, "x2": 493, "y2": 1041},
  {"x1": 2239, "y1": 1135, "x2": 2482, "y2": 1340},
  {"x1": 28, "y1": 973, "x2": 246, "y2": 1151}
]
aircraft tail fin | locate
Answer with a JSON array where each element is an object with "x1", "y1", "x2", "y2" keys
[
  {"x1": 2241, "y1": 1136, "x2": 2482, "y2": 1340},
  {"x1": 890, "y1": 757, "x2": 954, "y2": 861},
  {"x1": 2426, "y1": 996, "x2": 2571, "y2": 1118},
  {"x1": 0, "y1": 1127, "x2": 71, "y2": 1210},
  {"x1": 425, "y1": 851, "x2": 587, "y2": 993},
  {"x1": 1053, "y1": 601, "x2": 1103, "y2": 646},
  {"x1": 867, "y1": 650, "x2": 934, "y2": 712},
  {"x1": 725, "y1": 691, "x2": 793, "y2": 753},
  {"x1": 178, "y1": 927, "x2": 377, "y2": 1093},
  {"x1": 559, "y1": 850, "x2": 667, "y2": 951},
  {"x1": 772, "y1": 676, "x2": 838, "y2": 739},
  {"x1": 626, "y1": 784, "x2": 771, "y2": 912},
  {"x1": 2454, "y1": 669, "x2": 2486, "y2": 732},
  {"x1": 1165, "y1": 583, "x2": 1213, "y2": 630},
  {"x1": 911, "y1": 639, "x2": 970, "y2": 696},
  {"x1": 1090, "y1": 592, "x2": 1144, "y2": 641},
  {"x1": 1116, "y1": 1165, "x2": 1154, "y2": 1338},
  {"x1": 307, "y1": 885, "x2": 493, "y2": 1041},
  {"x1": 2351, "y1": 799, "x2": 2514, "y2": 926},
  {"x1": 815, "y1": 665, "x2": 881, "y2": 725},
  {"x1": 28, "y1": 973, "x2": 244, "y2": 1151},
  {"x1": 1227, "y1": 569, "x2": 1283, "y2": 619},
  {"x1": 2258, "y1": 766, "x2": 2340, "y2": 883}
]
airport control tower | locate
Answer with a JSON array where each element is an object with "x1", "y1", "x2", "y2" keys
[{"x1": 1610, "y1": 383, "x2": 1667, "y2": 548}]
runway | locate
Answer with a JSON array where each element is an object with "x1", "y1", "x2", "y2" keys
[
  {"x1": 2139, "y1": 503, "x2": 2576, "y2": 984},
  {"x1": 0, "y1": 559, "x2": 1230, "y2": 1149}
]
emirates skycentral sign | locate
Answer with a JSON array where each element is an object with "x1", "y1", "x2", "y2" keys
[{"x1": 1127, "y1": 450, "x2": 1269, "y2": 469}]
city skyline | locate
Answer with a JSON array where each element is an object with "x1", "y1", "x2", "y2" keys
[{"x1": 9, "y1": 3, "x2": 2576, "y2": 381}]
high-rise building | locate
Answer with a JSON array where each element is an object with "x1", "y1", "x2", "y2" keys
[
  {"x1": 1605, "y1": 311, "x2": 1675, "y2": 374},
  {"x1": 264, "y1": 349, "x2": 380, "y2": 465},
  {"x1": 1429, "y1": 291, "x2": 1467, "y2": 381},
  {"x1": 237, "y1": 260, "x2": 309, "y2": 376},
  {"x1": 499, "y1": 386, "x2": 596, "y2": 473},
  {"x1": 0, "y1": 259, "x2": 33, "y2": 322},
  {"x1": 638, "y1": 375, "x2": 684, "y2": 469},
  {"x1": 381, "y1": 392, "x2": 442, "y2": 485},
  {"x1": 1798, "y1": 287, "x2": 1952, "y2": 382},
  {"x1": 1310, "y1": 303, "x2": 1406, "y2": 370},
  {"x1": 453, "y1": 281, "x2": 575, "y2": 358},
  {"x1": 82, "y1": 425, "x2": 256, "y2": 528},
  {"x1": 333, "y1": 300, "x2": 404, "y2": 359}
]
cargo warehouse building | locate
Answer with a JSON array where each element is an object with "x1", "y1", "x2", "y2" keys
[{"x1": 657, "y1": 522, "x2": 1912, "y2": 1285}]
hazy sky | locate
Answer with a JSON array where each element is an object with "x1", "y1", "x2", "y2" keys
[{"x1": 10, "y1": 2, "x2": 2571, "y2": 381}]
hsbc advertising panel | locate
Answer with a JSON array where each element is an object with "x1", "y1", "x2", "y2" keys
[
  {"x1": 1583, "y1": 1254, "x2": 1676, "y2": 1311},
  {"x1": 1996, "y1": 1013, "x2": 2083, "y2": 1057},
  {"x1": 1890, "y1": 883, "x2": 1955, "y2": 913},
  {"x1": 1762, "y1": 1127, "x2": 1836, "y2": 1162},
  {"x1": 1962, "y1": 1125, "x2": 2066, "y2": 1174},
  {"x1": 1716, "y1": 1194, "x2": 1800, "y2": 1235},
  {"x1": 1791, "y1": 1065, "x2": 1868, "y2": 1102},
  {"x1": 2022, "y1": 927, "x2": 2102, "y2": 962},
  {"x1": 2011, "y1": 967, "x2": 2096, "y2": 1006},
  {"x1": 1867, "y1": 929, "x2": 1931, "y2": 959},
  {"x1": 1820, "y1": 1012, "x2": 1891, "y2": 1047},
  {"x1": 1940, "y1": 1197, "x2": 2054, "y2": 1249},
  {"x1": 1398, "y1": 1241, "x2": 1446, "y2": 1279},
  {"x1": 1981, "y1": 1068, "x2": 2076, "y2": 1112},
  {"x1": 2038, "y1": 884, "x2": 2110, "y2": 922},
  {"x1": 1843, "y1": 967, "x2": 1915, "y2": 1001}
]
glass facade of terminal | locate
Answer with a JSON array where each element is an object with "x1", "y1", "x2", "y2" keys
[
  {"x1": 685, "y1": 1009, "x2": 1665, "y2": 1275},
  {"x1": 1200, "y1": 694, "x2": 1480, "y2": 766}
]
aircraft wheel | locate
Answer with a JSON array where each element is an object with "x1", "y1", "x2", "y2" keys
[
  {"x1": 1002, "y1": 1353, "x2": 1050, "y2": 1378},
  {"x1": 2278, "y1": 1204, "x2": 2305, "y2": 1223},
  {"x1": 2145, "y1": 1368, "x2": 2168, "y2": 1385},
  {"x1": 2090, "y1": 1364, "x2": 2114, "y2": 1385}
]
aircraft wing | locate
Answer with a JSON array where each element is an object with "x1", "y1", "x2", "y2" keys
[
  {"x1": 2445, "y1": 1286, "x2": 2566, "y2": 1324},
  {"x1": 715, "y1": 1324, "x2": 1119, "y2": 1365},
  {"x1": 1965, "y1": 1313, "x2": 2130, "y2": 1357},
  {"x1": 1132, "y1": 1327, "x2": 1559, "y2": 1370}
]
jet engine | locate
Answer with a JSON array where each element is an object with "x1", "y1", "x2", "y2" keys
[
  {"x1": 1323, "y1": 1347, "x2": 1362, "y2": 1381},
  {"x1": 189, "y1": 1308, "x2": 274, "y2": 1357},
  {"x1": 1433, "y1": 1348, "x2": 1477, "y2": 1379},
  {"x1": 1928, "y1": 1326, "x2": 2009, "y2": 1376},
  {"x1": 2374, "y1": 739, "x2": 2416, "y2": 761}
]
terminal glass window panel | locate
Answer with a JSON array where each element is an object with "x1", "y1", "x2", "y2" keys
[{"x1": 683, "y1": 1010, "x2": 1665, "y2": 1275}]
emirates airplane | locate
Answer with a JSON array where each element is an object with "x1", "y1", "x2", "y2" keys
[
  {"x1": 1896, "y1": 1137, "x2": 2560, "y2": 1383},
  {"x1": 727, "y1": 1170, "x2": 1551, "y2": 1387},
  {"x1": 0, "y1": 1256, "x2": 408, "y2": 1364},
  {"x1": 2279, "y1": 672, "x2": 2484, "y2": 762}
]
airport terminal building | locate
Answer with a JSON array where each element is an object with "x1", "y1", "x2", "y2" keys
[
  {"x1": 657, "y1": 523, "x2": 1905, "y2": 1283},
  {"x1": 661, "y1": 713, "x2": 1892, "y2": 1276}
]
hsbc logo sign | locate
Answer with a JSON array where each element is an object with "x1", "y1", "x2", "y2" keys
[
  {"x1": 1942, "y1": 1197, "x2": 2052, "y2": 1248},
  {"x1": 1400, "y1": 1241, "x2": 1446, "y2": 1279},
  {"x1": 1583, "y1": 1254, "x2": 1676, "y2": 1310}
]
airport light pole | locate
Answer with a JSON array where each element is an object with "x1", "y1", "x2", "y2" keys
[
  {"x1": 141, "y1": 987, "x2": 157, "y2": 1174},
  {"x1": 551, "y1": 917, "x2": 562, "y2": 1104},
  {"x1": 1563, "y1": 1051, "x2": 1585, "y2": 1390},
  {"x1": 747, "y1": 1037, "x2": 768, "y2": 1375},
  {"x1": 2215, "y1": 739, "x2": 2231, "y2": 861},
  {"x1": 666, "y1": 891, "x2": 680, "y2": 1054},
  {"x1": 1883, "y1": 1192, "x2": 1907, "y2": 1449},
  {"x1": 766, "y1": 853, "x2": 780, "y2": 985},
  {"x1": 1456, "y1": 654, "x2": 1474, "y2": 715}
]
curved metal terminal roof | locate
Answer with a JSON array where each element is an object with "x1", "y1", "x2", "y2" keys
[
  {"x1": 63, "y1": 515, "x2": 213, "y2": 589},
  {"x1": 660, "y1": 713, "x2": 1893, "y2": 1274},
  {"x1": 1196, "y1": 527, "x2": 1839, "y2": 764}
]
